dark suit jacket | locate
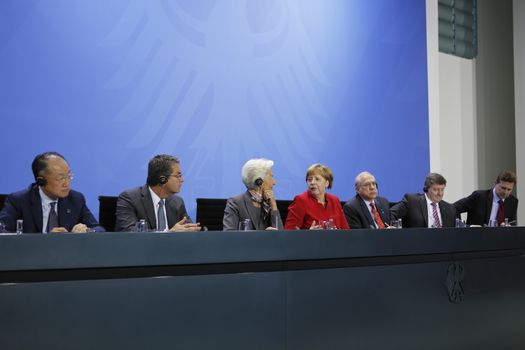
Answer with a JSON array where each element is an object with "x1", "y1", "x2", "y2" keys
[
  {"x1": 390, "y1": 193, "x2": 456, "y2": 228},
  {"x1": 223, "y1": 191, "x2": 283, "y2": 230},
  {"x1": 454, "y1": 189, "x2": 518, "y2": 226},
  {"x1": 343, "y1": 195, "x2": 391, "y2": 229},
  {"x1": 0, "y1": 184, "x2": 103, "y2": 233},
  {"x1": 115, "y1": 185, "x2": 190, "y2": 232}
]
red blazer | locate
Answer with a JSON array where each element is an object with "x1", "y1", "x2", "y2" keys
[{"x1": 285, "y1": 191, "x2": 349, "y2": 230}]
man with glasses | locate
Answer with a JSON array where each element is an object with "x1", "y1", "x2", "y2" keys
[
  {"x1": 115, "y1": 154, "x2": 200, "y2": 232},
  {"x1": 454, "y1": 171, "x2": 518, "y2": 226},
  {"x1": 343, "y1": 171, "x2": 391, "y2": 229},
  {"x1": 0, "y1": 152, "x2": 103, "y2": 233}
]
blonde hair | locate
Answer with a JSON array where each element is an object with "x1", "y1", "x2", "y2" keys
[{"x1": 306, "y1": 163, "x2": 333, "y2": 189}]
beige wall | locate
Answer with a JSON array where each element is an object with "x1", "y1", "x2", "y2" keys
[{"x1": 427, "y1": 0, "x2": 519, "y2": 223}]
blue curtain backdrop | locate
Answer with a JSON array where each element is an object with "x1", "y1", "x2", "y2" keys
[{"x1": 0, "y1": 0, "x2": 429, "y2": 221}]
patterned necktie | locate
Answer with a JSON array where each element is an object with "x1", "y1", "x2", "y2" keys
[
  {"x1": 497, "y1": 199, "x2": 505, "y2": 226},
  {"x1": 431, "y1": 202, "x2": 441, "y2": 228},
  {"x1": 47, "y1": 201, "x2": 59, "y2": 232},
  {"x1": 157, "y1": 199, "x2": 167, "y2": 231},
  {"x1": 370, "y1": 202, "x2": 385, "y2": 229}
]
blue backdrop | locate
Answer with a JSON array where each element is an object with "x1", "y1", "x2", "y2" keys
[{"x1": 0, "y1": 0, "x2": 429, "y2": 221}]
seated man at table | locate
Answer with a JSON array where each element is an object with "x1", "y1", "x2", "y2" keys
[
  {"x1": 343, "y1": 171, "x2": 391, "y2": 229},
  {"x1": 115, "y1": 154, "x2": 201, "y2": 232},
  {"x1": 0, "y1": 152, "x2": 104, "y2": 233},
  {"x1": 390, "y1": 173, "x2": 456, "y2": 228},
  {"x1": 454, "y1": 170, "x2": 518, "y2": 226}
]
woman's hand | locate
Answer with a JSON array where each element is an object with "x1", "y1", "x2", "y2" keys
[
  {"x1": 263, "y1": 189, "x2": 278, "y2": 210},
  {"x1": 309, "y1": 220, "x2": 323, "y2": 230}
]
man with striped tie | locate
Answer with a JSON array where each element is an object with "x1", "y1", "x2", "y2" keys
[{"x1": 390, "y1": 173, "x2": 456, "y2": 228}]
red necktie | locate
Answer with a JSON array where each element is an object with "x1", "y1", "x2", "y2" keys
[
  {"x1": 370, "y1": 202, "x2": 385, "y2": 229},
  {"x1": 497, "y1": 199, "x2": 505, "y2": 226}
]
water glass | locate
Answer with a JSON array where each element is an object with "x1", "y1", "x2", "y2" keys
[
  {"x1": 239, "y1": 218, "x2": 253, "y2": 231},
  {"x1": 321, "y1": 219, "x2": 335, "y2": 230},
  {"x1": 455, "y1": 219, "x2": 466, "y2": 228},
  {"x1": 390, "y1": 219, "x2": 402, "y2": 229},
  {"x1": 16, "y1": 220, "x2": 23, "y2": 234},
  {"x1": 135, "y1": 219, "x2": 147, "y2": 232},
  {"x1": 488, "y1": 220, "x2": 498, "y2": 227}
]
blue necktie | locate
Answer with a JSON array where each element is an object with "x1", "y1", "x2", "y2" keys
[
  {"x1": 47, "y1": 202, "x2": 58, "y2": 232},
  {"x1": 157, "y1": 200, "x2": 167, "y2": 231}
]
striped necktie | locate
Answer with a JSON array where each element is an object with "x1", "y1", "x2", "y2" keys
[{"x1": 431, "y1": 202, "x2": 441, "y2": 228}]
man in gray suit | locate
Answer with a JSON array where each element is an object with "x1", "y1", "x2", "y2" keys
[
  {"x1": 390, "y1": 173, "x2": 456, "y2": 228},
  {"x1": 115, "y1": 154, "x2": 200, "y2": 232}
]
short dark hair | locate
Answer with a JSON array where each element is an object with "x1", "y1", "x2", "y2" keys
[
  {"x1": 147, "y1": 154, "x2": 180, "y2": 186},
  {"x1": 495, "y1": 170, "x2": 517, "y2": 184},
  {"x1": 423, "y1": 173, "x2": 447, "y2": 192},
  {"x1": 31, "y1": 152, "x2": 66, "y2": 180}
]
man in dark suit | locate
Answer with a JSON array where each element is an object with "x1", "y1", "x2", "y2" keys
[
  {"x1": 0, "y1": 152, "x2": 104, "y2": 233},
  {"x1": 343, "y1": 171, "x2": 390, "y2": 229},
  {"x1": 454, "y1": 171, "x2": 518, "y2": 226},
  {"x1": 390, "y1": 173, "x2": 456, "y2": 228},
  {"x1": 115, "y1": 154, "x2": 200, "y2": 232}
]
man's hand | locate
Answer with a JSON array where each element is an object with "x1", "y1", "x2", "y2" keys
[
  {"x1": 71, "y1": 223, "x2": 89, "y2": 233},
  {"x1": 169, "y1": 217, "x2": 201, "y2": 232}
]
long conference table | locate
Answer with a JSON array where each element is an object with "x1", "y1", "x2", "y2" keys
[{"x1": 1, "y1": 227, "x2": 525, "y2": 350}]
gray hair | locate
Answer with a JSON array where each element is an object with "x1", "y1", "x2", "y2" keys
[
  {"x1": 354, "y1": 171, "x2": 373, "y2": 190},
  {"x1": 241, "y1": 158, "x2": 274, "y2": 189}
]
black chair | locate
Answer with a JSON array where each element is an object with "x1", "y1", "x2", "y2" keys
[
  {"x1": 0, "y1": 194, "x2": 7, "y2": 212},
  {"x1": 98, "y1": 196, "x2": 118, "y2": 232},
  {"x1": 196, "y1": 198, "x2": 227, "y2": 231},
  {"x1": 276, "y1": 199, "x2": 293, "y2": 224},
  {"x1": 196, "y1": 198, "x2": 296, "y2": 231}
]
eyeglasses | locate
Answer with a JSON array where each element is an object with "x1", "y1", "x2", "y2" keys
[
  {"x1": 55, "y1": 174, "x2": 74, "y2": 183},
  {"x1": 361, "y1": 181, "x2": 377, "y2": 188},
  {"x1": 169, "y1": 173, "x2": 183, "y2": 179}
]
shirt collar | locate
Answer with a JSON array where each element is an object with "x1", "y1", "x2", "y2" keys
[
  {"x1": 148, "y1": 186, "x2": 163, "y2": 207},
  {"x1": 493, "y1": 188, "x2": 504, "y2": 203},
  {"x1": 424, "y1": 193, "x2": 438, "y2": 207},
  {"x1": 39, "y1": 187, "x2": 57, "y2": 206}
]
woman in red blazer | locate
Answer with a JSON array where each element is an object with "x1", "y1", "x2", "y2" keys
[{"x1": 285, "y1": 163, "x2": 349, "y2": 230}]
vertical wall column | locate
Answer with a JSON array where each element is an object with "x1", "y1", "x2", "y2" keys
[
  {"x1": 426, "y1": 0, "x2": 477, "y2": 204},
  {"x1": 476, "y1": 0, "x2": 516, "y2": 187},
  {"x1": 514, "y1": 0, "x2": 525, "y2": 224}
]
